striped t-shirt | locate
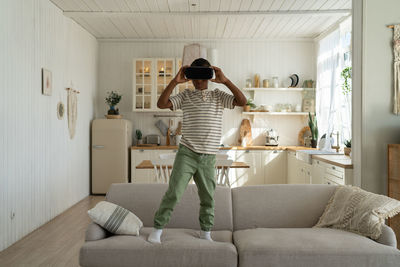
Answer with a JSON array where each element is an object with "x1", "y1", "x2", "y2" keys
[{"x1": 169, "y1": 88, "x2": 236, "y2": 154}]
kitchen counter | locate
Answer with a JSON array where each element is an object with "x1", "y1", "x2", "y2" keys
[
  {"x1": 131, "y1": 145, "x2": 316, "y2": 151},
  {"x1": 312, "y1": 154, "x2": 353, "y2": 169}
]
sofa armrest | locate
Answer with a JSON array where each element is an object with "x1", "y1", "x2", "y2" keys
[
  {"x1": 85, "y1": 222, "x2": 111, "y2": 241},
  {"x1": 376, "y1": 224, "x2": 397, "y2": 248}
]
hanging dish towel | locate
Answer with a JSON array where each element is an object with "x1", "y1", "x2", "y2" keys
[
  {"x1": 393, "y1": 24, "x2": 400, "y2": 115},
  {"x1": 68, "y1": 89, "x2": 78, "y2": 139}
]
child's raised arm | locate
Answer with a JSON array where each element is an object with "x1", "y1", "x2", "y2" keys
[
  {"x1": 157, "y1": 66, "x2": 189, "y2": 109},
  {"x1": 211, "y1": 66, "x2": 247, "y2": 107}
]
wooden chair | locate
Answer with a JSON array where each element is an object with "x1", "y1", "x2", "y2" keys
[
  {"x1": 215, "y1": 154, "x2": 233, "y2": 187},
  {"x1": 151, "y1": 153, "x2": 176, "y2": 183}
]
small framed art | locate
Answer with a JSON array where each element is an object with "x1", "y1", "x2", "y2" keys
[{"x1": 42, "y1": 68, "x2": 52, "y2": 96}]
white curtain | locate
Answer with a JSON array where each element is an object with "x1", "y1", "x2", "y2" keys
[{"x1": 316, "y1": 29, "x2": 340, "y2": 150}]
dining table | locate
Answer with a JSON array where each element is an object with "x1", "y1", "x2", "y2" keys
[{"x1": 136, "y1": 160, "x2": 250, "y2": 169}]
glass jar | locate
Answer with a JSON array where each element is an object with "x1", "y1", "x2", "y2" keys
[
  {"x1": 263, "y1": 79, "x2": 269, "y2": 88},
  {"x1": 245, "y1": 79, "x2": 252, "y2": 88},
  {"x1": 272, "y1": 77, "x2": 279, "y2": 88}
]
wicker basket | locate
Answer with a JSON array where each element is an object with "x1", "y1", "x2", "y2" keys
[{"x1": 105, "y1": 114, "x2": 122, "y2": 119}]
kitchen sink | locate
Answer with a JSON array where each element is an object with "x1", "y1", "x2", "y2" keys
[{"x1": 295, "y1": 150, "x2": 341, "y2": 164}]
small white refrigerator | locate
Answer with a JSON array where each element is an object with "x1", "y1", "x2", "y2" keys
[{"x1": 91, "y1": 119, "x2": 132, "y2": 194}]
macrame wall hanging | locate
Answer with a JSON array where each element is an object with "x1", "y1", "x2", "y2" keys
[
  {"x1": 390, "y1": 24, "x2": 400, "y2": 115},
  {"x1": 66, "y1": 87, "x2": 79, "y2": 139}
]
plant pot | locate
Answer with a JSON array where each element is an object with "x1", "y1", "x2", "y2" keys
[
  {"x1": 344, "y1": 147, "x2": 351, "y2": 156},
  {"x1": 244, "y1": 105, "x2": 251, "y2": 112},
  {"x1": 108, "y1": 106, "x2": 119, "y2": 115},
  {"x1": 137, "y1": 139, "x2": 143, "y2": 145},
  {"x1": 311, "y1": 139, "x2": 317, "y2": 148}
]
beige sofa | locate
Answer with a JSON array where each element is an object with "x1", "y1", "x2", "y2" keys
[{"x1": 79, "y1": 184, "x2": 400, "y2": 267}]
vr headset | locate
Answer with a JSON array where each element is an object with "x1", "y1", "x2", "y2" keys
[{"x1": 184, "y1": 66, "x2": 214, "y2": 80}]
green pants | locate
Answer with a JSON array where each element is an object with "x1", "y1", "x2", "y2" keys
[{"x1": 153, "y1": 144, "x2": 217, "y2": 231}]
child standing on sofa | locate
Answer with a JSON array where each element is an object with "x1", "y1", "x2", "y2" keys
[{"x1": 148, "y1": 58, "x2": 246, "y2": 244}]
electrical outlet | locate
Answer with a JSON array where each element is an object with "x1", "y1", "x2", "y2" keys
[{"x1": 10, "y1": 211, "x2": 15, "y2": 220}]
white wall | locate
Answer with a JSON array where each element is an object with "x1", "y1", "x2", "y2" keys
[
  {"x1": 97, "y1": 40, "x2": 315, "y2": 146},
  {"x1": 360, "y1": 0, "x2": 400, "y2": 193},
  {"x1": 0, "y1": 0, "x2": 98, "y2": 251}
]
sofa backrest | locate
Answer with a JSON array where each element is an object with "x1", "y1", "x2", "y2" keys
[
  {"x1": 232, "y1": 184, "x2": 336, "y2": 230},
  {"x1": 106, "y1": 183, "x2": 233, "y2": 231}
]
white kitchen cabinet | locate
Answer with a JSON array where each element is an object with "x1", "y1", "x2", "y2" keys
[
  {"x1": 133, "y1": 58, "x2": 154, "y2": 111},
  {"x1": 287, "y1": 151, "x2": 299, "y2": 183},
  {"x1": 231, "y1": 150, "x2": 263, "y2": 187},
  {"x1": 311, "y1": 159, "x2": 326, "y2": 184},
  {"x1": 301, "y1": 161, "x2": 312, "y2": 184},
  {"x1": 133, "y1": 58, "x2": 179, "y2": 112},
  {"x1": 311, "y1": 158, "x2": 353, "y2": 185},
  {"x1": 263, "y1": 150, "x2": 287, "y2": 184},
  {"x1": 323, "y1": 163, "x2": 353, "y2": 185},
  {"x1": 287, "y1": 151, "x2": 311, "y2": 184}
]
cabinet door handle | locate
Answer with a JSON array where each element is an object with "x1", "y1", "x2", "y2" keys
[
  {"x1": 173, "y1": 150, "x2": 177, "y2": 152},
  {"x1": 273, "y1": 150, "x2": 278, "y2": 153},
  {"x1": 92, "y1": 145, "x2": 104, "y2": 149},
  {"x1": 139, "y1": 149, "x2": 144, "y2": 152},
  {"x1": 332, "y1": 166, "x2": 336, "y2": 170},
  {"x1": 245, "y1": 150, "x2": 250, "y2": 153}
]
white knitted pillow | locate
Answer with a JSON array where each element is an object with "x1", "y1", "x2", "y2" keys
[
  {"x1": 88, "y1": 201, "x2": 143, "y2": 235},
  {"x1": 314, "y1": 185, "x2": 400, "y2": 240}
]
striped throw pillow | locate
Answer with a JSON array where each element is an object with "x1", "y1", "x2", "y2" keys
[{"x1": 88, "y1": 201, "x2": 143, "y2": 235}]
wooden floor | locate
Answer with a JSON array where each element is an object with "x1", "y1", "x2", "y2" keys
[{"x1": 0, "y1": 195, "x2": 105, "y2": 267}]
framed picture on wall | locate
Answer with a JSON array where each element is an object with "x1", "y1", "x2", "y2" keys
[{"x1": 42, "y1": 68, "x2": 52, "y2": 96}]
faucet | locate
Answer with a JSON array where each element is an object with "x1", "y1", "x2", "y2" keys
[{"x1": 331, "y1": 131, "x2": 340, "y2": 153}]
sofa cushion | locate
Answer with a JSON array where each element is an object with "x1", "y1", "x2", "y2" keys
[
  {"x1": 232, "y1": 184, "x2": 336, "y2": 230},
  {"x1": 233, "y1": 228, "x2": 400, "y2": 267},
  {"x1": 80, "y1": 227, "x2": 237, "y2": 267},
  {"x1": 87, "y1": 201, "x2": 143, "y2": 235},
  {"x1": 314, "y1": 185, "x2": 400, "y2": 240},
  {"x1": 106, "y1": 183, "x2": 233, "y2": 231}
]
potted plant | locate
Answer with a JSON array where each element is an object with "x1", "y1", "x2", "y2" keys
[
  {"x1": 136, "y1": 130, "x2": 143, "y2": 145},
  {"x1": 303, "y1": 80, "x2": 315, "y2": 88},
  {"x1": 344, "y1": 139, "x2": 351, "y2": 156},
  {"x1": 341, "y1": 67, "x2": 352, "y2": 95},
  {"x1": 244, "y1": 98, "x2": 257, "y2": 112},
  {"x1": 308, "y1": 112, "x2": 318, "y2": 148},
  {"x1": 105, "y1": 91, "x2": 122, "y2": 115}
]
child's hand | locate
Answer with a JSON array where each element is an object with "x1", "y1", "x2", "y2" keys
[
  {"x1": 211, "y1": 66, "x2": 229, "y2": 84},
  {"x1": 173, "y1": 66, "x2": 189, "y2": 84}
]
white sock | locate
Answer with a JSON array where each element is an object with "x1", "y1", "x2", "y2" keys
[
  {"x1": 148, "y1": 228, "x2": 162, "y2": 244},
  {"x1": 199, "y1": 230, "x2": 213, "y2": 241}
]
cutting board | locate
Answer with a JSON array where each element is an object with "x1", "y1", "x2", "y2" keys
[{"x1": 238, "y1": 119, "x2": 253, "y2": 146}]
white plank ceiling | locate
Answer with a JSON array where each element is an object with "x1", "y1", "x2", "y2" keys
[{"x1": 50, "y1": 0, "x2": 351, "y2": 40}]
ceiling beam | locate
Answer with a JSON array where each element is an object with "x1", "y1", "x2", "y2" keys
[{"x1": 64, "y1": 9, "x2": 351, "y2": 19}]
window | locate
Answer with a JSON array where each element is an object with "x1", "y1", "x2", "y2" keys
[{"x1": 316, "y1": 17, "x2": 352, "y2": 149}]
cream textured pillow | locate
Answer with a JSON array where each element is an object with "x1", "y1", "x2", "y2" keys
[
  {"x1": 314, "y1": 185, "x2": 400, "y2": 240},
  {"x1": 88, "y1": 201, "x2": 143, "y2": 235}
]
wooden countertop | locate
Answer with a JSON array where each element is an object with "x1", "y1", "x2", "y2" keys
[
  {"x1": 131, "y1": 145, "x2": 316, "y2": 151},
  {"x1": 136, "y1": 160, "x2": 250, "y2": 169},
  {"x1": 312, "y1": 154, "x2": 353, "y2": 169}
]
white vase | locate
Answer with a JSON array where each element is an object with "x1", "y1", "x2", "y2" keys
[{"x1": 175, "y1": 135, "x2": 182, "y2": 145}]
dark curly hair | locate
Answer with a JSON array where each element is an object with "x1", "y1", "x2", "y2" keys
[{"x1": 190, "y1": 58, "x2": 211, "y2": 67}]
